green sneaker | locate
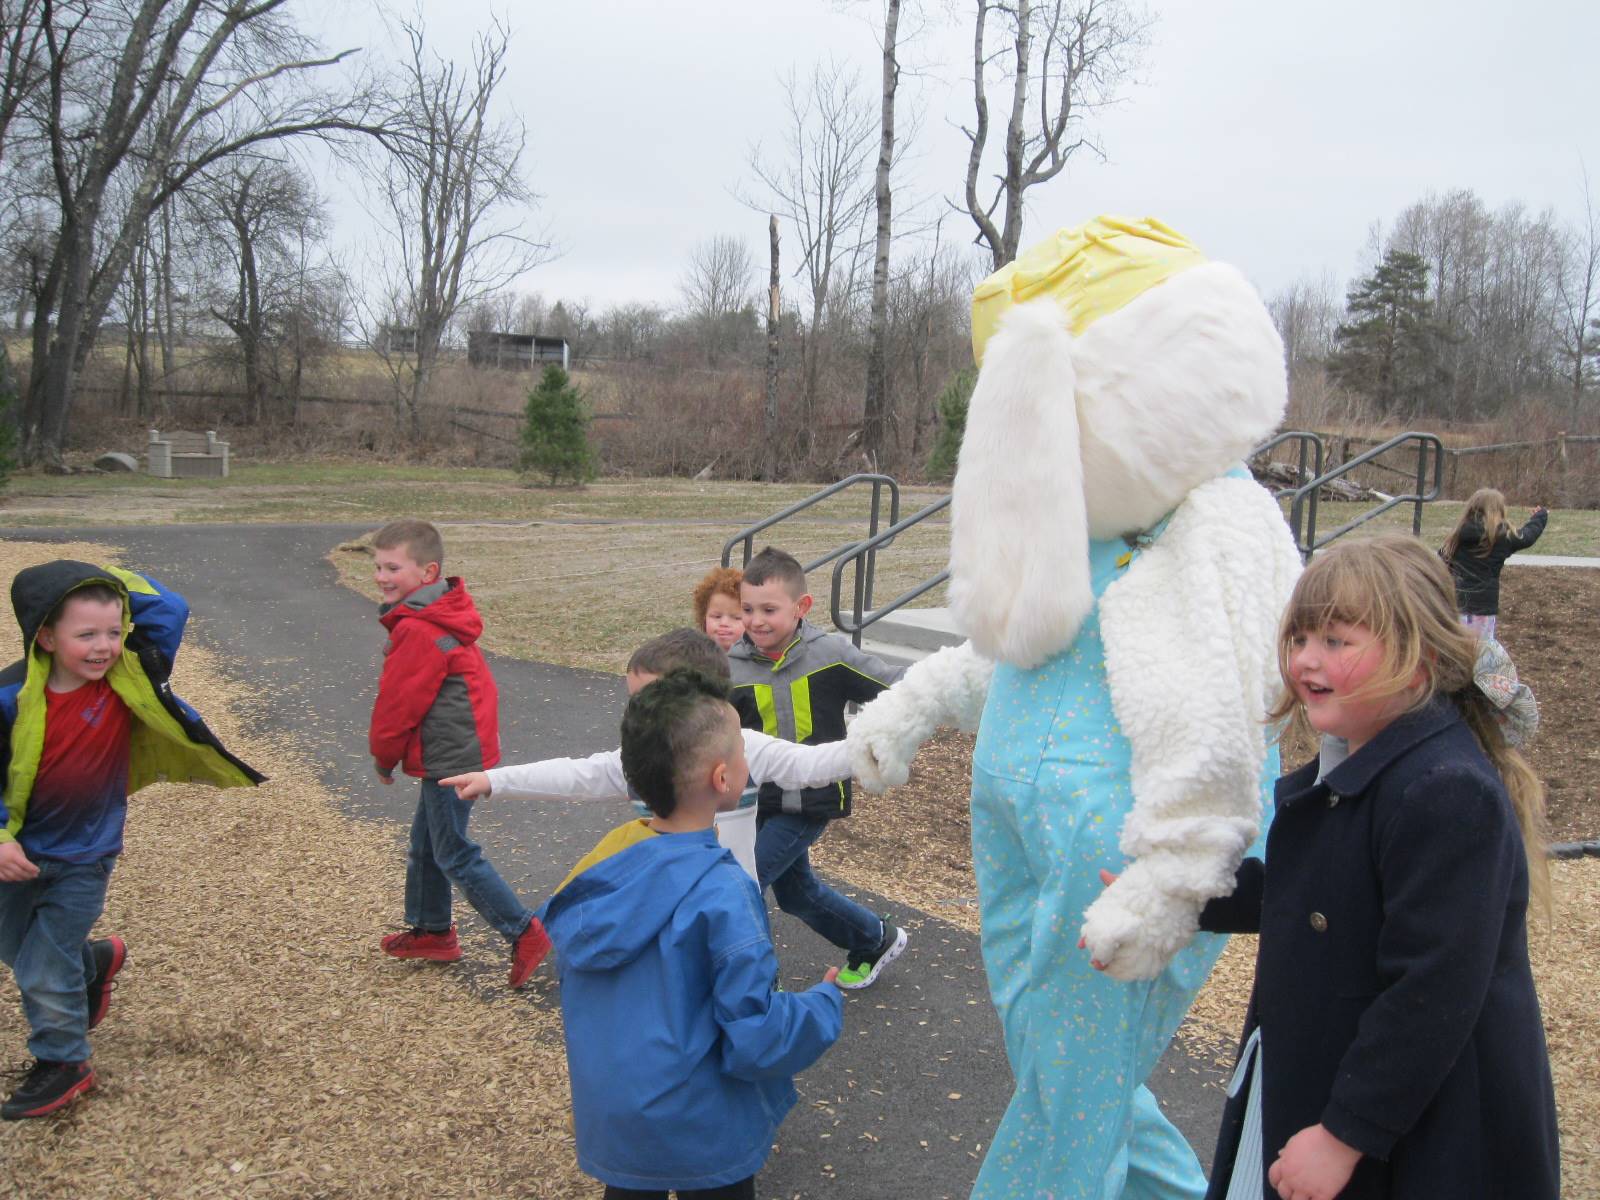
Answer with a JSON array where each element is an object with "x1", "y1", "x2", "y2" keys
[{"x1": 836, "y1": 920, "x2": 908, "y2": 990}]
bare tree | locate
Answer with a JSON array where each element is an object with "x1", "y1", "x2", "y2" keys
[
  {"x1": 189, "y1": 159, "x2": 326, "y2": 424},
  {"x1": 745, "y1": 58, "x2": 876, "y2": 447},
  {"x1": 1556, "y1": 168, "x2": 1600, "y2": 416},
  {"x1": 365, "y1": 16, "x2": 549, "y2": 444},
  {"x1": 961, "y1": 0, "x2": 1150, "y2": 270},
  {"x1": 764, "y1": 215, "x2": 781, "y2": 476},
  {"x1": 16, "y1": 0, "x2": 378, "y2": 467},
  {"x1": 0, "y1": 0, "x2": 48, "y2": 169},
  {"x1": 678, "y1": 234, "x2": 757, "y2": 366},
  {"x1": 862, "y1": 0, "x2": 902, "y2": 466}
]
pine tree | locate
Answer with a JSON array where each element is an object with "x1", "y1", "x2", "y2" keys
[
  {"x1": 926, "y1": 367, "x2": 976, "y2": 480},
  {"x1": 519, "y1": 365, "x2": 598, "y2": 486},
  {"x1": 1328, "y1": 250, "x2": 1448, "y2": 416}
]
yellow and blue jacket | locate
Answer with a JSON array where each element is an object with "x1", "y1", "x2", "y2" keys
[
  {"x1": 0, "y1": 560, "x2": 264, "y2": 856},
  {"x1": 727, "y1": 620, "x2": 903, "y2": 820}
]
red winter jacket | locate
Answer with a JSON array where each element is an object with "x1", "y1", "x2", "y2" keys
[{"x1": 369, "y1": 578, "x2": 500, "y2": 780}]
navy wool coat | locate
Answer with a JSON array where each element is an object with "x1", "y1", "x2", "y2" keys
[{"x1": 1200, "y1": 698, "x2": 1559, "y2": 1199}]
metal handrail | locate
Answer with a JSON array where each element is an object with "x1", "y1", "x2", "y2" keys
[
  {"x1": 721, "y1": 474, "x2": 901, "y2": 617},
  {"x1": 1251, "y1": 431, "x2": 1326, "y2": 499},
  {"x1": 1287, "y1": 431, "x2": 1445, "y2": 561},
  {"x1": 831, "y1": 495, "x2": 952, "y2": 645}
]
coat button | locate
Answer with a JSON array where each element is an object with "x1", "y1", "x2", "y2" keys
[
  {"x1": 1309, "y1": 912, "x2": 1328, "y2": 933},
  {"x1": 1328, "y1": 793, "x2": 1341, "y2": 807}
]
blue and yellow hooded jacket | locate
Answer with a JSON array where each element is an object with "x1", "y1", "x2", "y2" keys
[
  {"x1": 538, "y1": 823, "x2": 842, "y2": 1190},
  {"x1": 0, "y1": 560, "x2": 264, "y2": 853}
]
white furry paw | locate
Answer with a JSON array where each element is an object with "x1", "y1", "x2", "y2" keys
[
  {"x1": 1080, "y1": 869, "x2": 1199, "y2": 982},
  {"x1": 846, "y1": 697, "x2": 917, "y2": 792}
]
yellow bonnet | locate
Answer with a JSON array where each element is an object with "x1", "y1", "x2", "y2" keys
[{"x1": 970, "y1": 216, "x2": 1208, "y2": 366}]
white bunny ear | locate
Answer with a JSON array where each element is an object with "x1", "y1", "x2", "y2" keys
[{"x1": 949, "y1": 299, "x2": 1093, "y2": 669}]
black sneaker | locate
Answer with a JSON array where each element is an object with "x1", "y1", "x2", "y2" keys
[
  {"x1": 836, "y1": 919, "x2": 909, "y2": 990},
  {"x1": 86, "y1": 936, "x2": 127, "y2": 1030},
  {"x1": 1, "y1": 1059, "x2": 95, "y2": 1120}
]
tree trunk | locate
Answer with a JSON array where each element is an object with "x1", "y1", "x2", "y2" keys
[
  {"x1": 862, "y1": 0, "x2": 900, "y2": 469},
  {"x1": 764, "y1": 215, "x2": 780, "y2": 479}
]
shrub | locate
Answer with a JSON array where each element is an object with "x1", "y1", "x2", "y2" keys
[
  {"x1": 0, "y1": 341, "x2": 19, "y2": 486},
  {"x1": 926, "y1": 366, "x2": 976, "y2": 481},
  {"x1": 519, "y1": 365, "x2": 598, "y2": 485}
]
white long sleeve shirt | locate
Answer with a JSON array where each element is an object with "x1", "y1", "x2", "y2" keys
[
  {"x1": 487, "y1": 731, "x2": 854, "y2": 883},
  {"x1": 486, "y1": 729, "x2": 853, "y2": 803}
]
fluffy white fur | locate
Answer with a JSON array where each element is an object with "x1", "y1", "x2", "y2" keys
[
  {"x1": 1082, "y1": 475, "x2": 1303, "y2": 979},
  {"x1": 848, "y1": 641, "x2": 994, "y2": 791},
  {"x1": 949, "y1": 263, "x2": 1288, "y2": 670},
  {"x1": 852, "y1": 251, "x2": 1301, "y2": 981},
  {"x1": 949, "y1": 300, "x2": 1092, "y2": 669}
]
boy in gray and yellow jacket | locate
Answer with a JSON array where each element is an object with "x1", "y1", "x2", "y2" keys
[
  {"x1": 727, "y1": 547, "x2": 908, "y2": 989},
  {"x1": 0, "y1": 560, "x2": 262, "y2": 1120}
]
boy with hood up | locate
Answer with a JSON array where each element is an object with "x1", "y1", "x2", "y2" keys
[
  {"x1": 0, "y1": 559, "x2": 263, "y2": 1119},
  {"x1": 540, "y1": 669, "x2": 843, "y2": 1199}
]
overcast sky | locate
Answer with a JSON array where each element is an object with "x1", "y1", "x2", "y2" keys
[{"x1": 309, "y1": 0, "x2": 1600, "y2": 315}]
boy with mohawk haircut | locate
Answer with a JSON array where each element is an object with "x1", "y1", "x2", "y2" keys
[{"x1": 540, "y1": 668, "x2": 843, "y2": 1197}]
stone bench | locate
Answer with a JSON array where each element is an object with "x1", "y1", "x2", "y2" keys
[{"x1": 146, "y1": 429, "x2": 230, "y2": 478}]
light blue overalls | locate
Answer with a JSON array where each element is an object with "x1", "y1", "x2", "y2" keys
[{"x1": 969, "y1": 532, "x2": 1276, "y2": 1200}]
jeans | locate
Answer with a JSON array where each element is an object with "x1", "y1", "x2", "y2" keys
[
  {"x1": 404, "y1": 779, "x2": 530, "y2": 941},
  {"x1": 0, "y1": 856, "x2": 113, "y2": 1063},
  {"x1": 754, "y1": 813, "x2": 881, "y2": 959},
  {"x1": 602, "y1": 1179, "x2": 754, "y2": 1200}
]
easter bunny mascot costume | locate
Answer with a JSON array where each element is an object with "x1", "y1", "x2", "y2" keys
[{"x1": 848, "y1": 217, "x2": 1302, "y2": 1199}]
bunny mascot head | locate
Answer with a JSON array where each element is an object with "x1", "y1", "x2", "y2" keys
[
  {"x1": 848, "y1": 216, "x2": 1303, "y2": 1200},
  {"x1": 950, "y1": 217, "x2": 1288, "y2": 667}
]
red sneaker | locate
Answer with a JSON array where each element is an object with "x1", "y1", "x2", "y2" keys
[
  {"x1": 509, "y1": 917, "x2": 552, "y2": 989},
  {"x1": 86, "y1": 936, "x2": 127, "y2": 1030},
  {"x1": 1, "y1": 1060, "x2": 95, "y2": 1120},
  {"x1": 380, "y1": 926, "x2": 462, "y2": 962}
]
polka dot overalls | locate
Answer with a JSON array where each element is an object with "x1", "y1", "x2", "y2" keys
[{"x1": 969, "y1": 534, "x2": 1276, "y2": 1200}]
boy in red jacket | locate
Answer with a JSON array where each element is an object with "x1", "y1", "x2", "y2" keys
[{"x1": 368, "y1": 519, "x2": 549, "y2": 988}]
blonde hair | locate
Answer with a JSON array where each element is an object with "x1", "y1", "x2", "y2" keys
[
  {"x1": 1269, "y1": 533, "x2": 1550, "y2": 918},
  {"x1": 691, "y1": 566, "x2": 743, "y2": 630},
  {"x1": 1441, "y1": 488, "x2": 1510, "y2": 561}
]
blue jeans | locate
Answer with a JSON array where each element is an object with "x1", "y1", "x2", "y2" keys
[
  {"x1": 0, "y1": 856, "x2": 113, "y2": 1063},
  {"x1": 404, "y1": 780, "x2": 531, "y2": 941},
  {"x1": 754, "y1": 813, "x2": 881, "y2": 959}
]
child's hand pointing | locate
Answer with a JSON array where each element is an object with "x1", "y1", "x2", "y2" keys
[{"x1": 439, "y1": 771, "x2": 491, "y2": 801}]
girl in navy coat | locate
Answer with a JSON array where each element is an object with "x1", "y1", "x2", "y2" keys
[{"x1": 1198, "y1": 534, "x2": 1558, "y2": 1200}]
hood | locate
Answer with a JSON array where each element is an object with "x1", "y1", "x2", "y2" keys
[
  {"x1": 378, "y1": 577, "x2": 483, "y2": 643},
  {"x1": 10, "y1": 559, "x2": 128, "y2": 654},
  {"x1": 949, "y1": 217, "x2": 1286, "y2": 669},
  {"x1": 542, "y1": 828, "x2": 730, "y2": 971}
]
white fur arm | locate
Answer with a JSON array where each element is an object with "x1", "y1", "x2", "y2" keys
[
  {"x1": 847, "y1": 640, "x2": 993, "y2": 791},
  {"x1": 1083, "y1": 477, "x2": 1302, "y2": 980}
]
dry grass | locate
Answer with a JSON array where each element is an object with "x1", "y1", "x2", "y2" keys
[
  {"x1": 0, "y1": 540, "x2": 589, "y2": 1199},
  {"x1": 332, "y1": 516, "x2": 952, "y2": 676}
]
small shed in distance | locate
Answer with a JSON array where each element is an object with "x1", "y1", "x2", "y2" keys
[{"x1": 467, "y1": 331, "x2": 570, "y2": 371}]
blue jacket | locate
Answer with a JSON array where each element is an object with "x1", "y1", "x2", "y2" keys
[
  {"x1": 1, "y1": 561, "x2": 263, "y2": 859},
  {"x1": 540, "y1": 825, "x2": 843, "y2": 1190}
]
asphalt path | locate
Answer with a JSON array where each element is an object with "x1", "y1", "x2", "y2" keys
[{"x1": 2, "y1": 522, "x2": 1232, "y2": 1198}]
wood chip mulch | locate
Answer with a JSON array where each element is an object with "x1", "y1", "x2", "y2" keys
[{"x1": 0, "y1": 542, "x2": 590, "y2": 1199}]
